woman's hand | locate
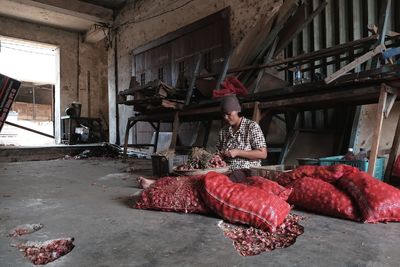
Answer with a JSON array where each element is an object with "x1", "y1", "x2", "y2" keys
[{"x1": 223, "y1": 149, "x2": 240, "y2": 158}]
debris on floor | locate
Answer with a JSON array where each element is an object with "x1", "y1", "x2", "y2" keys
[
  {"x1": 9, "y1": 223, "x2": 44, "y2": 237},
  {"x1": 63, "y1": 143, "x2": 121, "y2": 160},
  {"x1": 218, "y1": 214, "x2": 304, "y2": 256},
  {"x1": 15, "y1": 238, "x2": 75, "y2": 265}
]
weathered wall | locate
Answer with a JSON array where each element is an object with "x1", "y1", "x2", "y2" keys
[
  {"x1": 0, "y1": 15, "x2": 108, "y2": 143},
  {"x1": 109, "y1": 0, "x2": 281, "y2": 144}
]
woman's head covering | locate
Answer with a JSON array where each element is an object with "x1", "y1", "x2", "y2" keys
[{"x1": 220, "y1": 94, "x2": 241, "y2": 114}]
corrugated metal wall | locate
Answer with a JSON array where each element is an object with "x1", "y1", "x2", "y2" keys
[
  {"x1": 281, "y1": 0, "x2": 399, "y2": 153},
  {"x1": 286, "y1": 0, "x2": 399, "y2": 78}
]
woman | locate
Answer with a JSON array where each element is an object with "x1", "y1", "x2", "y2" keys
[{"x1": 138, "y1": 94, "x2": 267, "y2": 188}]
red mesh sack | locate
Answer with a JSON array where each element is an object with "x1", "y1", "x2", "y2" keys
[
  {"x1": 392, "y1": 155, "x2": 400, "y2": 178},
  {"x1": 287, "y1": 177, "x2": 360, "y2": 221},
  {"x1": 337, "y1": 171, "x2": 400, "y2": 223},
  {"x1": 134, "y1": 175, "x2": 209, "y2": 214},
  {"x1": 277, "y1": 164, "x2": 359, "y2": 186},
  {"x1": 202, "y1": 172, "x2": 291, "y2": 232},
  {"x1": 242, "y1": 176, "x2": 293, "y2": 201}
]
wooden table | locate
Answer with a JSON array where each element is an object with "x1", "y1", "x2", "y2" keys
[{"x1": 122, "y1": 66, "x2": 400, "y2": 182}]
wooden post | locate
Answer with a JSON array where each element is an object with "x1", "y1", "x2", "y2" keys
[
  {"x1": 216, "y1": 51, "x2": 232, "y2": 89},
  {"x1": 123, "y1": 119, "x2": 136, "y2": 162},
  {"x1": 384, "y1": 112, "x2": 400, "y2": 182},
  {"x1": 185, "y1": 54, "x2": 202, "y2": 106},
  {"x1": 371, "y1": 0, "x2": 391, "y2": 68},
  {"x1": 202, "y1": 120, "x2": 212, "y2": 148},
  {"x1": 368, "y1": 84, "x2": 388, "y2": 176},
  {"x1": 252, "y1": 101, "x2": 262, "y2": 123},
  {"x1": 153, "y1": 121, "x2": 160, "y2": 153},
  {"x1": 169, "y1": 112, "x2": 180, "y2": 151}
]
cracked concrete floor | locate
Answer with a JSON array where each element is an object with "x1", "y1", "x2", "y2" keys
[{"x1": 1, "y1": 158, "x2": 400, "y2": 266}]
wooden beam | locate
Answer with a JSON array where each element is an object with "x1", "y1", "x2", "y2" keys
[
  {"x1": 230, "y1": 3, "x2": 281, "y2": 68},
  {"x1": 153, "y1": 122, "x2": 161, "y2": 153},
  {"x1": 258, "y1": 86, "x2": 381, "y2": 109},
  {"x1": 275, "y1": 1, "x2": 328, "y2": 56},
  {"x1": 215, "y1": 51, "x2": 232, "y2": 89},
  {"x1": 251, "y1": 38, "x2": 278, "y2": 94},
  {"x1": 185, "y1": 53, "x2": 202, "y2": 105},
  {"x1": 253, "y1": 0, "x2": 299, "y2": 62},
  {"x1": 84, "y1": 24, "x2": 108, "y2": 43},
  {"x1": 169, "y1": 112, "x2": 180, "y2": 150},
  {"x1": 368, "y1": 84, "x2": 388, "y2": 176},
  {"x1": 196, "y1": 35, "x2": 380, "y2": 79},
  {"x1": 132, "y1": 8, "x2": 230, "y2": 54},
  {"x1": 252, "y1": 101, "x2": 261, "y2": 123},
  {"x1": 123, "y1": 120, "x2": 136, "y2": 162},
  {"x1": 324, "y1": 44, "x2": 385, "y2": 84},
  {"x1": 20, "y1": 0, "x2": 113, "y2": 23},
  {"x1": 371, "y1": 0, "x2": 391, "y2": 67},
  {"x1": 4, "y1": 121, "x2": 54, "y2": 139}
]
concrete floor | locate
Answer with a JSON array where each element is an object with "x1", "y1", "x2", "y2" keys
[{"x1": 1, "y1": 158, "x2": 400, "y2": 267}]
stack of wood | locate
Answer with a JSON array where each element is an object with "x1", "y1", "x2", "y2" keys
[{"x1": 118, "y1": 79, "x2": 186, "y2": 112}]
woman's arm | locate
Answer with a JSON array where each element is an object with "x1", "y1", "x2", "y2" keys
[{"x1": 223, "y1": 147, "x2": 267, "y2": 160}]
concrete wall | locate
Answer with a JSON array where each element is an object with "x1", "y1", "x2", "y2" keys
[
  {"x1": 0, "y1": 15, "x2": 109, "y2": 143},
  {"x1": 108, "y1": 0, "x2": 281, "y2": 144}
]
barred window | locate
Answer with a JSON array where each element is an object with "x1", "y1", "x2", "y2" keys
[{"x1": 140, "y1": 73, "x2": 146, "y2": 85}]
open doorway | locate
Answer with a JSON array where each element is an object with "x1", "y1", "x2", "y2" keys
[{"x1": 0, "y1": 36, "x2": 59, "y2": 146}]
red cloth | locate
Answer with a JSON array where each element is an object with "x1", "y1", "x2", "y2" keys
[{"x1": 212, "y1": 76, "x2": 248, "y2": 98}]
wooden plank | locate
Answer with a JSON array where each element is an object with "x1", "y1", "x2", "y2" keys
[
  {"x1": 252, "y1": 101, "x2": 261, "y2": 123},
  {"x1": 371, "y1": 0, "x2": 391, "y2": 67},
  {"x1": 251, "y1": 38, "x2": 279, "y2": 94},
  {"x1": 368, "y1": 84, "x2": 388, "y2": 176},
  {"x1": 169, "y1": 112, "x2": 180, "y2": 150},
  {"x1": 25, "y1": 0, "x2": 113, "y2": 23},
  {"x1": 185, "y1": 54, "x2": 202, "y2": 105},
  {"x1": 202, "y1": 120, "x2": 212, "y2": 147},
  {"x1": 132, "y1": 8, "x2": 230, "y2": 55},
  {"x1": 123, "y1": 120, "x2": 136, "y2": 162},
  {"x1": 4, "y1": 121, "x2": 54, "y2": 139},
  {"x1": 196, "y1": 35, "x2": 380, "y2": 79},
  {"x1": 230, "y1": 3, "x2": 281, "y2": 68},
  {"x1": 278, "y1": 113, "x2": 299, "y2": 164},
  {"x1": 324, "y1": 44, "x2": 385, "y2": 84},
  {"x1": 275, "y1": 1, "x2": 328, "y2": 56},
  {"x1": 253, "y1": 0, "x2": 299, "y2": 63},
  {"x1": 258, "y1": 86, "x2": 381, "y2": 109},
  {"x1": 153, "y1": 122, "x2": 161, "y2": 153},
  {"x1": 375, "y1": 0, "x2": 392, "y2": 46},
  {"x1": 250, "y1": 72, "x2": 289, "y2": 93},
  {"x1": 215, "y1": 51, "x2": 232, "y2": 89}
]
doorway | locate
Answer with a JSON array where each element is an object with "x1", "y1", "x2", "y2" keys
[{"x1": 0, "y1": 36, "x2": 59, "y2": 146}]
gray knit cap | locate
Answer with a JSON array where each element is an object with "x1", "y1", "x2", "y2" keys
[{"x1": 220, "y1": 95, "x2": 241, "y2": 114}]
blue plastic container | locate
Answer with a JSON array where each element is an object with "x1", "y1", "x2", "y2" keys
[{"x1": 318, "y1": 155, "x2": 386, "y2": 180}]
